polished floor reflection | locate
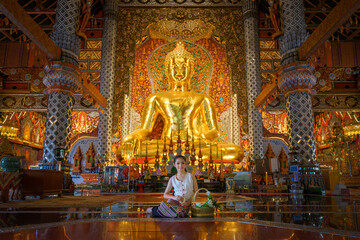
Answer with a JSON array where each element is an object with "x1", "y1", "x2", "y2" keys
[
  {"x1": 2, "y1": 220, "x2": 360, "y2": 240},
  {"x1": 0, "y1": 193, "x2": 360, "y2": 239}
]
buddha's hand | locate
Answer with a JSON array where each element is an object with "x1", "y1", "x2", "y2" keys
[
  {"x1": 121, "y1": 129, "x2": 151, "y2": 159},
  {"x1": 201, "y1": 129, "x2": 219, "y2": 142}
]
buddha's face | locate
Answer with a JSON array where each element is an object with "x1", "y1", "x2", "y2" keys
[
  {"x1": 169, "y1": 57, "x2": 191, "y2": 83},
  {"x1": 165, "y1": 41, "x2": 194, "y2": 90}
]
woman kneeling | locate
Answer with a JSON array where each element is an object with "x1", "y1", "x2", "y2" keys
[{"x1": 146, "y1": 155, "x2": 198, "y2": 218}]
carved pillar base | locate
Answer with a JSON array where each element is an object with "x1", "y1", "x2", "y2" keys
[
  {"x1": 42, "y1": 63, "x2": 80, "y2": 165},
  {"x1": 278, "y1": 62, "x2": 317, "y2": 162}
]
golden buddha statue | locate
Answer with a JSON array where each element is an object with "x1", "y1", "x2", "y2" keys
[{"x1": 121, "y1": 41, "x2": 244, "y2": 163}]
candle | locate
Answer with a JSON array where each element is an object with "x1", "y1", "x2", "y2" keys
[
  {"x1": 145, "y1": 140, "x2": 148, "y2": 156},
  {"x1": 218, "y1": 149, "x2": 223, "y2": 174},
  {"x1": 265, "y1": 172, "x2": 268, "y2": 185},
  {"x1": 139, "y1": 140, "x2": 142, "y2": 158},
  {"x1": 216, "y1": 143, "x2": 219, "y2": 158}
]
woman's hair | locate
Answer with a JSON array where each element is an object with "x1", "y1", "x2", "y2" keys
[{"x1": 174, "y1": 155, "x2": 186, "y2": 164}]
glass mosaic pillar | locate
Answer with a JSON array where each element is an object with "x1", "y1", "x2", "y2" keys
[
  {"x1": 122, "y1": 94, "x2": 131, "y2": 140},
  {"x1": 97, "y1": 0, "x2": 118, "y2": 160},
  {"x1": 42, "y1": 0, "x2": 81, "y2": 166},
  {"x1": 279, "y1": 0, "x2": 317, "y2": 162},
  {"x1": 279, "y1": 0, "x2": 308, "y2": 66},
  {"x1": 231, "y1": 94, "x2": 240, "y2": 146},
  {"x1": 242, "y1": 0, "x2": 264, "y2": 173}
]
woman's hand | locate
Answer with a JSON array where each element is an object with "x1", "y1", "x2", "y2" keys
[
  {"x1": 173, "y1": 196, "x2": 184, "y2": 202},
  {"x1": 183, "y1": 199, "x2": 191, "y2": 207}
]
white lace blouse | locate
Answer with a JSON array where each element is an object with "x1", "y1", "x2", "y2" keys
[{"x1": 171, "y1": 173, "x2": 194, "y2": 202}]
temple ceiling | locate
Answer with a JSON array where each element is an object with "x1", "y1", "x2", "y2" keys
[
  {"x1": 0, "y1": 1, "x2": 358, "y2": 115},
  {"x1": 0, "y1": 1, "x2": 358, "y2": 43}
]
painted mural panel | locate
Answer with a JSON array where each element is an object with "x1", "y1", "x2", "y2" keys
[
  {"x1": 0, "y1": 112, "x2": 45, "y2": 167},
  {"x1": 70, "y1": 111, "x2": 99, "y2": 146}
]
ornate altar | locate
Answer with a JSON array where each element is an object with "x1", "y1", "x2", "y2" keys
[
  {"x1": 85, "y1": 142, "x2": 96, "y2": 171},
  {"x1": 72, "y1": 146, "x2": 83, "y2": 173}
]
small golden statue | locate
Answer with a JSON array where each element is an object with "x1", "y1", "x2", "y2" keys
[{"x1": 121, "y1": 41, "x2": 244, "y2": 163}]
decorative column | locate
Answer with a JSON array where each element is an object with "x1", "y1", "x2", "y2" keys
[
  {"x1": 122, "y1": 70, "x2": 133, "y2": 140},
  {"x1": 242, "y1": 0, "x2": 264, "y2": 173},
  {"x1": 97, "y1": 0, "x2": 118, "y2": 160},
  {"x1": 279, "y1": 0, "x2": 308, "y2": 66},
  {"x1": 42, "y1": 0, "x2": 81, "y2": 167},
  {"x1": 121, "y1": 94, "x2": 131, "y2": 140},
  {"x1": 231, "y1": 93, "x2": 240, "y2": 146},
  {"x1": 278, "y1": 0, "x2": 316, "y2": 162}
]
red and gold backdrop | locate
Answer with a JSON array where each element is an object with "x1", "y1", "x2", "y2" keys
[
  {"x1": 114, "y1": 8, "x2": 247, "y2": 149},
  {"x1": 130, "y1": 39, "x2": 231, "y2": 141}
]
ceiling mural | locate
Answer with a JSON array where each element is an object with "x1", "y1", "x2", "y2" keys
[{"x1": 114, "y1": 8, "x2": 246, "y2": 142}]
